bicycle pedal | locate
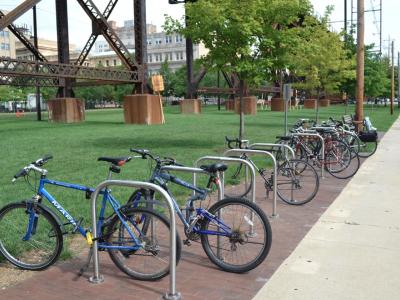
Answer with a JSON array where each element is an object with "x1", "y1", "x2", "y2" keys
[{"x1": 183, "y1": 239, "x2": 192, "y2": 246}]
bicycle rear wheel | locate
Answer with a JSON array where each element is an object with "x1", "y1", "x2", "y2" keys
[
  {"x1": 0, "y1": 201, "x2": 63, "y2": 270},
  {"x1": 358, "y1": 140, "x2": 378, "y2": 157},
  {"x1": 200, "y1": 198, "x2": 272, "y2": 273},
  {"x1": 325, "y1": 142, "x2": 360, "y2": 179},
  {"x1": 276, "y1": 159, "x2": 320, "y2": 205},
  {"x1": 105, "y1": 207, "x2": 181, "y2": 281}
]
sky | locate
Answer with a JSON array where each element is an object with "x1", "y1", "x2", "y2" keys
[{"x1": 1, "y1": 0, "x2": 399, "y2": 58}]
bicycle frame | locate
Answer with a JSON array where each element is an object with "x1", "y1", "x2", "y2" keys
[
  {"x1": 26, "y1": 178, "x2": 143, "y2": 251},
  {"x1": 132, "y1": 168, "x2": 233, "y2": 237}
]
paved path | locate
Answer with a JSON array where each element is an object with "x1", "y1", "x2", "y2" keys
[{"x1": 254, "y1": 118, "x2": 400, "y2": 300}]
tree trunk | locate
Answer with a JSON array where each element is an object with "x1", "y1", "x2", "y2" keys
[
  {"x1": 316, "y1": 89, "x2": 321, "y2": 123},
  {"x1": 239, "y1": 79, "x2": 245, "y2": 141}
]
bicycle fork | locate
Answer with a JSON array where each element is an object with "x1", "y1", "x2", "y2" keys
[{"x1": 23, "y1": 202, "x2": 39, "y2": 241}]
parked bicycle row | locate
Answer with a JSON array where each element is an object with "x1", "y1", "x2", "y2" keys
[{"x1": 0, "y1": 114, "x2": 378, "y2": 291}]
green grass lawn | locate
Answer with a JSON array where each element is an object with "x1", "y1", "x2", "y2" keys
[{"x1": 0, "y1": 103, "x2": 398, "y2": 261}]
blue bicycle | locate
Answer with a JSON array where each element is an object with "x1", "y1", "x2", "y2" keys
[
  {"x1": 0, "y1": 155, "x2": 181, "y2": 281},
  {"x1": 128, "y1": 149, "x2": 272, "y2": 273}
]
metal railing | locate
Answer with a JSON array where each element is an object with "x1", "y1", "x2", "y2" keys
[
  {"x1": 89, "y1": 180, "x2": 181, "y2": 300},
  {"x1": 223, "y1": 149, "x2": 278, "y2": 218}
]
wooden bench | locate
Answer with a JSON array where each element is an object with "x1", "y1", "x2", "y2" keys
[{"x1": 342, "y1": 115, "x2": 354, "y2": 128}]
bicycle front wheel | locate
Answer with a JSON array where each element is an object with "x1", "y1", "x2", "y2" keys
[
  {"x1": 105, "y1": 207, "x2": 181, "y2": 281},
  {"x1": 276, "y1": 159, "x2": 320, "y2": 205},
  {"x1": 200, "y1": 198, "x2": 272, "y2": 273},
  {"x1": 0, "y1": 201, "x2": 63, "y2": 270},
  {"x1": 224, "y1": 163, "x2": 253, "y2": 198}
]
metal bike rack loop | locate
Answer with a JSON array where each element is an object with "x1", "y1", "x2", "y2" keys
[
  {"x1": 193, "y1": 156, "x2": 257, "y2": 205},
  {"x1": 291, "y1": 132, "x2": 325, "y2": 178},
  {"x1": 90, "y1": 180, "x2": 181, "y2": 300},
  {"x1": 249, "y1": 143, "x2": 295, "y2": 160},
  {"x1": 223, "y1": 149, "x2": 278, "y2": 218}
]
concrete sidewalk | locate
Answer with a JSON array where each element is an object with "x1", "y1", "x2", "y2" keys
[{"x1": 254, "y1": 117, "x2": 400, "y2": 300}]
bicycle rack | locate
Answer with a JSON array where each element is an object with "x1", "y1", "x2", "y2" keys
[
  {"x1": 248, "y1": 143, "x2": 295, "y2": 160},
  {"x1": 193, "y1": 156, "x2": 256, "y2": 204},
  {"x1": 90, "y1": 180, "x2": 181, "y2": 300},
  {"x1": 291, "y1": 132, "x2": 325, "y2": 178},
  {"x1": 223, "y1": 149, "x2": 278, "y2": 218}
]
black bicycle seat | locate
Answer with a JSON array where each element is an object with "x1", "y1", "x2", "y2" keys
[
  {"x1": 200, "y1": 163, "x2": 228, "y2": 173},
  {"x1": 98, "y1": 157, "x2": 132, "y2": 166}
]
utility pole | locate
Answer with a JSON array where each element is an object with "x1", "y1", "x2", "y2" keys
[
  {"x1": 398, "y1": 52, "x2": 400, "y2": 109},
  {"x1": 355, "y1": 0, "x2": 364, "y2": 132},
  {"x1": 344, "y1": 0, "x2": 348, "y2": 35},
  {"x1": 33, "y1": 5, "x2": 41, "y2": 121},
  {"x1": 390, "y1": 41, "x2": 394, "y2": 115},
  {"x1": 380, "y1": 0, "x2": 382, "y2": 55},
  {"x1": 350, "y1": 0, "x2": 353, "y2": 33}
]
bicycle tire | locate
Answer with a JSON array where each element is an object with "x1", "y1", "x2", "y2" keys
[
  {"x1": 224, "y1": 163, "x2": 253, "y2": 198},
  {"x1": 276, "y1": 159, "x2": 320, "y2": 205},
  {"x1": 358, "y1": 140, "x2": 378, "y2": 157},
  {"x1": 105, "y1": 207, "x2": 182, "y2": 281},
  {"x1": 0, "y1": 201, "x2": 63, "y2": 270},
  {"x1": 344, "y1": 133, "x2": 361, "y2": 157},
  {"x1": 200, "y1": 198, "x2": 272, "y2": 273},
  {"x1": 325, "y1": 143, "x2": 360, "y2": 179}
]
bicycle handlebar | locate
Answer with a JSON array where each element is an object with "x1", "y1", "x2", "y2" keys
[
  {"x1": 12, "y1": 168, "x2": 28, "y2": 182},
  {"x1": 225, "y1": 136, "x2": 248, "y2": 149},
  {"x1": 12, "y1": 155, "x2": 52, "y2": 182},
  {"x1": 130, "y1": 149, "x2": 183, "y2": 167}
]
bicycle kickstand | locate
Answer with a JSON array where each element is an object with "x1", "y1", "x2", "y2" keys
[{"x1": 78, "y1": 246, "x2": 93, "y2": 276}]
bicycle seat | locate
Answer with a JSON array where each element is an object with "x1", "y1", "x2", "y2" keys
[
  {"x1": 200, "y1": 163, "x2": 228, "y2": 173},
  {"x1": 98, "y1": 156, "x2": 132, "y2": 166},
  {"x1": 276, "y1": 136, "x2": 292, "y2": 141},
  {"x1": 313, "y1": 127, "x2": 336, "y2": 133}
]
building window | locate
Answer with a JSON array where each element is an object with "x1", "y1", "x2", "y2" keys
[
  {"x1": 154, "y1": 53, "x2": 162, "y2": 62},
  {"x1": 147, "y1": 39, "x2": 152, "y2": 45},
  {"x1": 106, "y1": 60, "x2": 109, "y2": 66},
  {"x1": 113, "y1": 59, "x2": 117, "y2": 66},
  {"x1": 1, "y1": 43, "x2": 9, "y2": 50},
  {"x1": 147, "y1": 54, "x2": 153, "y2": 63},
  {"x1": 175, "y1": 35, "x2": 183, "y2": 43},
  {"x1": 165, "y1": 52, "x2": 173, "y2": 61},
  {"x1": 175, "y1": 51, "x2": 184, "y2": 61},
  {"x1": 155, "y1": 39, "x2": 162, "y2": 45},
  {"x1": 165, "y1": 35, "x2": 172, "y2": 44}
]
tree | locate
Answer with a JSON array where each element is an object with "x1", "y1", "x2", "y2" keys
[
  {"x1": 165, "y1": 0, "x2": 312, "y2": 139},
  {"x1": 364, "y1": 54, "x2": 390, "y2": 100},
  {"x1": 288, "y1": 10, "x2": 355, "y2": 121}
]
